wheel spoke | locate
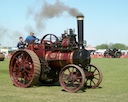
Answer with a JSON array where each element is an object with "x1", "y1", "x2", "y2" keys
[
  {"x1": 25, "y1": 56, "x2": 29, "y2": 61},
  {"x1": 90, "y1": 80, "x2": 92, "y2": 86},
  {"x1": 89, "y1": 66, "x2": 91, "y2": 71},
  {"x1": 94, "y1": 77, "x2": 99, "y2": 80},
  {"x1": 77, "y1": 76, "x2": 82, "y2": 79},
  {"x1": 15, "y1": 57, "x2": 21, "y2": 64},
  {"x1": 94, "y1": 73, "x2": 99, "y2": 76},
  {"x1": 76, "y1": 79, "x2": 82, "y2": 85},
  {"x1": 68, "y1": 68, "x2": 71, "y2": 73},
  {"x1": 63, "y1": 73, "x2": 69, "y2": 79},
  {"x1": 92, "y1": 79, "x2": 96, "y2": 86},
  {"x1": 24, "y1": 73, "x2": 30, "y2": 81},
  {"x1": 85, "y1": 78, "x2": 89, "y2": 83},
  {"x1": 21, "y1": 53, "x2": 25, "y2": 61},
  {"x1": 72, "y1": 68, "x2": 74, "y2": 72},
  {"x1": 25, "y1": 69, "x2": 32, "y2": 75},
  {"x1": 12, "y1": 64, "x2": 19, "y2": 72},
  {"x1": 15, "y1": 57, "x2": 19, "y2": 61},
  {"x1": 93, "y1": 68, "x2": 97, "y2": 73}
]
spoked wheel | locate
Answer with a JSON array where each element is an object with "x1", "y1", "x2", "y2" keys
[
  {"x1": 59, "y1": 64, "x2": 85, "y2": 93},
  {"x1": 9, "y1": 49, "x2": 40, "y2": 87},
  {"x1": 41, "y1": 34, "x2": 59, "y2": 44},
  {"x1": 85, "y1": 64, "x2": 102, "y2": 88}
]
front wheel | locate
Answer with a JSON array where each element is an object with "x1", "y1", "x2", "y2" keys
[
  {"x1": 85, "y1": 64, "x2": 103, "y2": 88},
  {"x1": 59, "y1": 64, "x2": 85, "y2": 92}
]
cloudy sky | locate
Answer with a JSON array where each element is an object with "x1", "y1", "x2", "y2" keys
[{"x1": 0, "y1": 0, "x2": 128, "y2": 47}]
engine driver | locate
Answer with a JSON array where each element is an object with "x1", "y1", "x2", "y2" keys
[{"x1": 25, "y1": 32, "x2": 39, "y2": 44}]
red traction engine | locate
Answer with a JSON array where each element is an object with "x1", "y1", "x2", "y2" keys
[{"x1": 9, "y1": 15, "x2": 103, "y2": 92}]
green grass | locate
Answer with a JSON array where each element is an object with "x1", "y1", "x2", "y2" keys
[{"x1": 0, "y1": 58, "x2": 128, "y2": 102}]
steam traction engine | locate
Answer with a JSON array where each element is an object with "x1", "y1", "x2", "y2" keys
[
  {"x1": 104, "y1": 48, "x2": 122, "y2": 58},
  {"x1": 9, "y1": 15, "x2": 102, "y2": 92}
]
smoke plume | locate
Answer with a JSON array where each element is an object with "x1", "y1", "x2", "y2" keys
[
  {"x1": 0, "y1": 0, "x2": 82, "y2": 46},
  {"x1": 28, "y1": 0, "x2": 82, "y2": 31}
]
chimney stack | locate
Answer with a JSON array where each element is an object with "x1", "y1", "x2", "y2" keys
[{"x1": 76, "y1": 15, "x2": 84, "y2": 49}]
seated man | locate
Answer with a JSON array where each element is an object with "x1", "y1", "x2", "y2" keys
[{"x1": 25, "y1": 32, "x2": 39, "y2": 44}]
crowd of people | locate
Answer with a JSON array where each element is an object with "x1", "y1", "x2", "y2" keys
[{"x1": 17, "y1": 32, "x2": 39, "y2": 49}]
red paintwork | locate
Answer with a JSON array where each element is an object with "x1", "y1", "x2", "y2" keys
[
  {"x1": 25, "y1": 39, "x2": 74, "y2": 69},
  {"x1": 27, "y1": 43, "x2": 46, "y2": 58},
  {"x1": 27, "y1": 43, "x2": 74, "y2": 68},
  {"x1": 45, "y1": 51, "x2": 74, "y2": 68},
  {"x1": 61, "y1": 38, "x2": 69, "y2": 47}
]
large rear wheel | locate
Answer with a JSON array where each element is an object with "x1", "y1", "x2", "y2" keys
[{"x1": 9, "y1": 49, "x2": 41, "y2": 87}]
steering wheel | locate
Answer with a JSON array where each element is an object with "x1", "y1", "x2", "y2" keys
[{"x1": 41, "y1": 34, "x2": 59, "y2": 46}]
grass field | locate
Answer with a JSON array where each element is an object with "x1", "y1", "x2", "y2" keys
[{"x1": 0, "y1": 58, "x2": 128, "y2": 102}]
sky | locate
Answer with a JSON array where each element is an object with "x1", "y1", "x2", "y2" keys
[{"x1": 0, "y1": 0, "x2": 128, "y2": 47}]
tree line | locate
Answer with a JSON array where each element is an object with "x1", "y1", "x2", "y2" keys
[{"x1": 96, "y1": 43, "x2": 128, "y2": 50}]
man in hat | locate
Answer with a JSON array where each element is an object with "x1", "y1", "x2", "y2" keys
[{"x1": 25, "y1": 32, "x2": 39, "y2": 44}]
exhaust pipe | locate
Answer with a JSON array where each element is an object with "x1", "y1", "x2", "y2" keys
[{"x1": 76, "y1": 15, "x2": 84, "y2": 49}]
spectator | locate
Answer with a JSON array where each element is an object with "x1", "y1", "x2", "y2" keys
[
  {"x1": 25, "y1": 32, "x2": 39, "y2": 44},
  {"x1": 17, "y1": 37, "x2": 25, "y2": 49}
]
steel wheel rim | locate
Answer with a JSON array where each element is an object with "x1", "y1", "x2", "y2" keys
[
  {"x1": 59, "y1": 64, "x2": 85, "y2": 92},
  {"x1": 85, "y1": 64, "x2": 102, "y2": 88},
  {"x1": 9, "y1": 49, "x2": 40, "y2": 87}
]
